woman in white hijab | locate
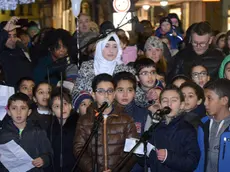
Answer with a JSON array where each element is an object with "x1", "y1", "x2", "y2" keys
[{"x1": 72, "y1": 33, "x2": 135, "y2": 96}]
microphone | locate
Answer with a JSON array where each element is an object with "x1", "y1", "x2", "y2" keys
[
  {"x1": 95, "y1": 101, "x2": 109, "y2": 117},
  {"x1": 152, "y1": 106, "x2": 171, "y2": 122}
]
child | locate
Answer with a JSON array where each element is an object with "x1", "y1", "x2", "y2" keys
[
  {"x1": 0, "y1": 93, "x2": 52, "y2": 172},
  {"x1": 72, "y1": 91, "x2": 94, "y2": 116},
  {"x1": 16, "y1": 77, "x2": 35, "y2": 100},
  {"x1": 190, "y1": 64, "x2": 210, "y2": 88},
  {"x1": 134, "y1": 58, "x2": 164, "y2": 108},
  {"x1": 148, "y1": 85, "x2": 200, "y2": 172},
  {"x1": 73, "y1": 73, "x2": 138, "y2": 172},
  {"x1": 196, "y1": 79, "x2": 230, "y2": 172},
  {"x1": 29, "y1": 82, "x2": 52, "y2": 131},
  {"x1": 180, "y1": 81, "x2": 206, "y2": 129},
  {"x1": 219, "y1": 54, "x2": 230, "y2": 80},
  {"x1": 155, "y1": 17, "x2": 183, "y2": 50},
  {"x1": 171, "y1": 74, "x2": 190, "y2": 88},
  {"x1": 48, "y1": 87, "x2": 79, "y2": 172}
]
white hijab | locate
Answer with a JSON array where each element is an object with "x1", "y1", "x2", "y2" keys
[{"x1": 94, "y1": 33, "x2": 123, "y2": 76}]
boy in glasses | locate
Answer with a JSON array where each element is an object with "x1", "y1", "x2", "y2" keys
[
  {"x1": 134, "y1": 58, "x2": 164, "y2": 108},
  {"x1": 73, "y1": 73, "x2": 138, "y2": 172},
  {"x1": 190, "y1": 64, "x2": 210, "y2": 88}
]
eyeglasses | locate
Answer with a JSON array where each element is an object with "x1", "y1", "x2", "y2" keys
[
  {"x1": 95, "y1": 88, "x2": 114, "y2": 95},
  {"x1": 191, "y1": 71, "x2": 208, "y2": 79},
  {"x1": 139, "y1": 71, "x2": 156, "y2": 76},
  {"x1": 191, "y1": 39, "x2": 210, "y2": 47}
]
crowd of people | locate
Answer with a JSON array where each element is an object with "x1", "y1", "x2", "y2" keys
[{"x1": 0, "y1": 12, "x2": 230, "y2": 172}]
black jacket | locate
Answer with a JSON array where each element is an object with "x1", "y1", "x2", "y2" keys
[
  {"x1": 0, "y1": 30, "x2": 33, "y2": 87},
  {"x1": 0, "y1": 120, "x2": 53, "y2": 172},
  {"x1": 169, "y1": 44, "x2": 224, "y2": 81},
  {"x1": 48, "y1": 110, "x2": 79, "y2": 172}
]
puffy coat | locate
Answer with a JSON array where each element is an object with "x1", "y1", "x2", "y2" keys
[
  {"x1": 148, "y1": 114, "x2": 200, "y2": 172},
  {"x1": 73, "y1": 102, "x2": 138, "y2": 172},
  {"x1": 0, "y1": 120, "x2": 53, "y2": 172}
]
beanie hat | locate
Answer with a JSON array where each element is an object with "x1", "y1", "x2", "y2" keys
[
  {"x1": 213, "y1": 32, "x2": 226, "y2": 46},
  {"x1": 219, "y1": 54, "x2": 230, "y2": 78},
  {"x1": 144, "y1": 36, "x2": 164, "y2": 51},
  {"x1": 72, "y1": 91, "x2": 94, "y2": 111},
  {"x1": 99, "y1": 21, "x2": 115, "y2": 35},
  {"x1": 160, "y1": 17, "x2": 172, "y2": 26}
]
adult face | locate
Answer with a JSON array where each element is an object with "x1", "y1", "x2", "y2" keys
[
  {"x1": 79, "y1": 15, "x2": 90, "y2": 33},
  {"x1": 191, "y1": 33, "x2": 212, "y2": 55},
  {"x1": 102, "y1": 41, "x2": 118, "y2": 61},
  {"x1": 5, "y1": 29, "x2": 17, "y2": 49},
  {"x1": 145, "y1": 45, "x2": 163, "y2": 63},
  {"x1": 217, "y1": 37, "x2": 225, "y2": 49},
  {"x1": 52, "y1": 40, "x2": 68, "y2": 60}
]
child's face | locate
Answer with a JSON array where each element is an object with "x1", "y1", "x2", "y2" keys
[
  {"x1": 51, "y1": 97, "x2": 72, "y2": 120},
  {"x1": 191, "y1": 66, "x2": 210, "y2": 88},
  {"x1": 115, "y1": 80, "x2": 135, "y2": 106},
  {"x1": 78, "y1": 99, "x2": 92, "y2": 115},
  {"x1": 204, "y1": 89, "x2": 224, "y2": 116},
  {"x1": 19, "y1": 80, "x2": 35, "y2": 100},
  {"x1": 33, "y1": 84, "x2": 51, "y2": 108},
  {"x1": 160, "y1": 90, "x2": 184, "y2": 118},
  {"x1": 93, "y1": 81, "x2": 115, "y2": 108},
  {"x1": 137, "y1": 67, "x2": 157, "y2": 90},
  {"x1": 224, "y1": 63, "x2": 230, "y2": 80},
  {"x1": 161, "y1": 22, "x2": 171, "y2": 33},
  {"x1": 181, "y1": 86, "x2": 201, "y2": 112},
  {"x1": 145, "y1": 46, "x2": 163, "y2": 63},
  {"x1": 8, "y1": 100, "x2": 31, "y2": 129},
  {"x1": 172, "y1": 79, "x2": 186, "y2": 88}
]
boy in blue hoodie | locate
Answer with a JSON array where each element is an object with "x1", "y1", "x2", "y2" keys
[{"x1": 196, "y1": 79, "x2": 230, "y2": 172}]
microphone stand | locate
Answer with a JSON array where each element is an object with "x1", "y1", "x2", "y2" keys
[
  {"x1": 112, "y1": 116, "x2": 164, "y2": 172},
  {"x1": 71, "y1": 109, "x2": 104, "y2": 172}
]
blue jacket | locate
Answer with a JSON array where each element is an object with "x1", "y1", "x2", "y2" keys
[
  {"x1": 148, "y1": 113, "x2": 200, "y2": 172},
  {"x1": 155, "y1": 27, "x2": 183, "y2": 50},
  {"x1": 195, "y1": 116, "x2": 230, "y2": 172}
]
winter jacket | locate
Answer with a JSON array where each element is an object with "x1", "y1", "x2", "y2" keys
[
  {"x1": 72, "y1": 60, "x2": 136, "y2": 96},
  {"x1": 73, "y1": 102, "x2": 138, "y2": 172},
  {"x1": 219, "y1": 54, "x2": 230, "y2": 78},
  {"x1": 48, "y1": 110, "x2": 79, "y2": 172},
  {"x1": 169, "y1": 44, "x2": 224, "y2": 81},
  {"x1": 155, "y1": 27, "x2": 183, "y2": 50},
  {"x1": 0, "y1": 120, "x2": 53, "y2": 172},
  {"x1": 0, "y1": 30, "x2": 33, "y2": 87},
  {"x1": 195, "y1": 116, "x2": 230, "y2": 172},
  {"x1": 148, "y1": 113, "x2": 200, "y2": 172}
]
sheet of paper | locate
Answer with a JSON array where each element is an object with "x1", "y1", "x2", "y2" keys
[
  {"x1": 124, "y1": 138, "x2": 155, "y2": 157},
  {"x1": 0, "y1": 140, "x2": 34, "y2": 172},
  {"x1": 0, "y1": 85, "x2": 14, "y2": 121}
]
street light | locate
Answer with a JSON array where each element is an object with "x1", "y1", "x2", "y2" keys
[
  {"x1": 142, "y1": 4, "x2": 150, "y2": 10},
  {"x1": 160, "y1": 0, "x2": 168, "y2": 7}
]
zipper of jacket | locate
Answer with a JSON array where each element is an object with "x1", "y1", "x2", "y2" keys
[{"x1": 103, "y1": 117, "x2": 108, "y2": 170}]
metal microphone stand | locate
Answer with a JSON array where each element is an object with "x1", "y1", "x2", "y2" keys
[{"x1": 113, "y1": 116, "x2": 164, "y2": 172}]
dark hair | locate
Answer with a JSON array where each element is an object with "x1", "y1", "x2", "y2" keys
[
  {"x1": 16, "y1": 77, "x2": 35, "y2": 91},
  {"x1": 134, "y1": 58, "x2": 156, "y2": 74},
  {"x1": 190, "y1": 64, "x2": 209, "y2": 77},
  {"x1": 180, "y1": 81, "x2": 205, "y2": 103},
  {"x1": 32, "y1": 82, "x2": 51, "y2": 97},
  {"x1": 191, "y1": 21, "x2": 212, "y2": 36},
  {"x1": 43, "y1": 28, "x2": 73, "y2": 55},
  {"x1": 7, "y1": 92, "x2": 32, "y2": 109},
  {"x1": 171, "y1": 75, "x2": 190, "y2": 85},
  {"x1": 203, "y1": 78, "x2": 230, "y2": 107},
  {"x1": 92, "y1": 73, "x2": 114, "y2": 92},
  {"x1": 160, "y1": 84, "x2": 185, "y2": 103},
  {"x1": 113, "y1": 72, "x2": 137, "y2": 90},
  {"x1": 49, "y1": 87, "x2": 72, "y2": 109},
  {"x1": 223, "y1": 30, "x2": 230, "y2": 55}
]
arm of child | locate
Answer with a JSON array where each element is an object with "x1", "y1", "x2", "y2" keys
[{"x1": 162, "y1": 128, "x2": 200, "y2": 171}]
